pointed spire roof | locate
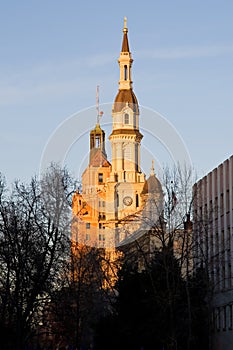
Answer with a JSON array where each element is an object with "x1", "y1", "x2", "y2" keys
[
  {"x1": 112, "y1": 17, "x2": 139, "y2": 113},
  {"x1": 121, "y1": 17, "x2": 130, "y2": 52}
]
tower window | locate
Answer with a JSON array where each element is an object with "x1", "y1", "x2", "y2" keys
[
  {"x1": 95, "y1": 135, "x2": 100, "y2": 148},
  {"x1": 124, "y1": 65, "x2": 128, "y2": 80},
  {"x1": 124, "y1": 113, "x2": 129, "y2": 124},
  {"x1": 136, "y1": 194, "x2": 139, "y2": 207},
  {"x1": 86, "y1": 223, "x2": 90, "y2": 229},
  {"x1": 98, "y1": 173, "x2": 103, "y2": 183}
]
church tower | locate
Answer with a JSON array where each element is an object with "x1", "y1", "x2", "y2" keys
[
  {"x1": 72, "y1": 18, "x2": 163, "y2": 250},
  {"x1": 104, "y1": 17, "x2": 146, "y2": 239},
  {"x1": 109, "y1": 17, "x2": 144, "y2": 185}
]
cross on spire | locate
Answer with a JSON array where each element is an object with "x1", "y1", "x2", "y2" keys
[
  {"x1": 123, "y1": 16, "x2": 128, "y2": 33},
  {"x1": 150, "y1": 159, "x2": 155, "y2": 176}
]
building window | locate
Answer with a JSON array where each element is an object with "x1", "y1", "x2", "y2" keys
[
  {"x1": 99, "y1": 223, "x2": 105, "y2": 230},
  {"x1": 220, "y1": 193, "x2": 224, "y2": 216},
  {"x1": 99, "y1": 234, "x2": 105, "y2": 241},
  {"x1": 223, "y1": 306, "x2": 227, "y2": 331},
  {"x1": 124, "y1": 65, "x2": 127, "y2": 80},
  {"x1": 228, "y1": 305, "x2": 233, "y2": 330},
  {"x1": 216, "y1": 307, "x2": 221, "y2": 331},
  {"x1": 124, "y1": 113, "x2": 129, "y2": 124},
  {"x1": 86, "y1": 233, "x2": 90, "y2": 241},
  {"x1": 86, "y1": 223, "x2": 90, "y2": 229},
  {"x1": 99, "y1": 200, "x2": 105, "y2": 208},
  {"x1": 98, "y1": 212, "x2": 106, "y2": 220},
  {"x1": 136, "y1": 193, "x2": 139, "y2": 208},
  {"x1": 95, "y1": 135, "x2": 100, "y2": 148},
  {"x1": 226, "y1": 189, "x2": 230, "y2": 213},
  {"x1": 98, "y1": 173, "x2": 103, "y2": 183}
]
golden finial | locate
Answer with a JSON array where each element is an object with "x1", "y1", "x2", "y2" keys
[{"x1": 123, "y1": 16, "x2": 128, "y2": 33}]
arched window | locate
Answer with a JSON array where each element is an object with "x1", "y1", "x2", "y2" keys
[
  {"x1": 124, "y1": 65, "x2": 127, "y2": 80},
  {"x1": 124, "y1": 113, "x2": 129, "y2": 124}
]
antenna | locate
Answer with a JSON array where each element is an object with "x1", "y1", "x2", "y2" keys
[
  {"x1": 96, "y1": 85, "x2": 99, "y2": 124},
  {"x1": 96, "y1": 85, "x2": 104, "y2": 125}
]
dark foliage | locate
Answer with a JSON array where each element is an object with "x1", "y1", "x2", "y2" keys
[{"x1": 94, "y1": 247, "x2": 210, "y2": 350}]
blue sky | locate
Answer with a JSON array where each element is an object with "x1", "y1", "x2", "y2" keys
[{"x1": 1, "y1": 1, "x2": 233, "y2": 184}]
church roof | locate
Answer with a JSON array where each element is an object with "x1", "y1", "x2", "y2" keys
[
  {"x1": 89, "y1": 149, "x2": 111, "y2": 167},
  {"x1": 142, "y1": 174, "x2": 163, "y2": 195},
  {"x1": 121, "y1": 30, "x2": 129, "y2": 52},
  {"x1": 112, "y1": 89, "x2": 139, "y2": 113},
  {"x1": 90, "y1": 123, "x2": 103, "y2": 134},
  {"x1": 121, "y1": 16, "x2": 130, "y2": 52}
]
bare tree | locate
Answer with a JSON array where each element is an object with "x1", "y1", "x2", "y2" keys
[
  {"x1": 111, "y1": 165, "x2": 210, "y2": 350},
  {"x1": 0, "y1": 164, "x2": 75, "y2": 350}
]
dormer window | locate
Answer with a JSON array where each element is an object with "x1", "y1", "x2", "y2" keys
[{"x1": 124, "y1": 113, "x2": 129, "y2": 124}]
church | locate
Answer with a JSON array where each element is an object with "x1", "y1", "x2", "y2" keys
[{"x1": 72, "y1": 18, "x2": 163, "y2": 252}]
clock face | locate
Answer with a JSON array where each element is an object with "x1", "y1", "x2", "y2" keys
[{"x1": 123, "y1": 196, "x2": 133, "y2": 206}]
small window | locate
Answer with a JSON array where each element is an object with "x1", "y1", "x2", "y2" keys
[
  {"x1": 95, "y1": 135, "x2": 100, "y2": 148},
  {"x1": 136, "y1": 193, "x2": 139, "y2": 208},
  {"x1": 98, "y1": 173, "x2": 103, "y2": 183},
  {"x1": 99, "y1": 213, "x2": 106, "y2": 220},
  {"x1": 99, "y1": 234, "x2": 105, "y2": 241},
  {"x1": 124, "y1": 113, "x2": 129, "y2": 124},
  {"x1": 223, "y1": 306, "x2": 227, "y2": 331},
  {"x1": 86, "y1": 233, "x2": 90, "y2": 241},
  {"x1": 99, "y1": 223, "x2": 105, "y2": 229},
  {"x1": 99, "y1": 200, "x2": 105, "y2": 208},
  {"x1": 216, "y1": 307, "x2": 221, "y2": 331},
  {"x1": 229, "y1": 305, "x2": 233, "y2": 330},
  {"x1": 124, "y1": 65, "x2": 127, "y2": 80},
  {"x1": 86, "y1": 223, "x2": 90, "y2": 229}
]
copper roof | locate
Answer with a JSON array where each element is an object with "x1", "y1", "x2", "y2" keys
[
  {"x1": 142, "y1": 175, "x2": 163, "y2": 195},
  {"x1": 90, "y1": 149, "x2": 111, "y2": 167},
  {"x1": 113, "y1": 89, "x2": 139, "y2": 113},
  {"x1": 121, "y1": 31, "x2": 130, "y2": 52}
]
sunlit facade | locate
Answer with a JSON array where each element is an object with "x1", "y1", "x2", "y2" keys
[{"x1": 72, "y1": 19, "x2": 163, "y2": 256}]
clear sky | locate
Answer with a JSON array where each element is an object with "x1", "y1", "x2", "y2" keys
[{"x1": 1, "y1": 1, "x2": 233, "y2": 184}]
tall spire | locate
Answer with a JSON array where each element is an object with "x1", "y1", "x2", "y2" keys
[
  {"x1": 117, "y1": 17, "x2": 133, "y2": 91},
  {"x1": 112, "y1": 17, "x2": 139, "y2": 114},
  {"x1": 109, "y1": 19, "x2": 143, "y2": 183}
]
